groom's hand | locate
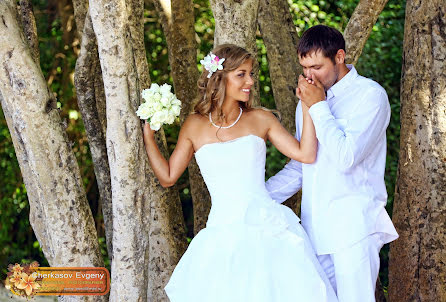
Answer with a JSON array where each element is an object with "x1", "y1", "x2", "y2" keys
[{"x1": 296, "y1": 75, "x2": 326, "y2": 108}]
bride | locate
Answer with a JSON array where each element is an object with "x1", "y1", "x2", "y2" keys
[{"x1": 143, "y1": 44, "x2": 338, "y2": 302}]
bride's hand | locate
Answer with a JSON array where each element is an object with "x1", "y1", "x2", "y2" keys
[
  {"x1": 296, "y1": 87, "x2": 310, "y2": 111},
  {"x1": 143, "y1": 121, "x2": 156, "y2": 140}
]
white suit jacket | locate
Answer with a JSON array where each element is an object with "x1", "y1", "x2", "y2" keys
[{"x1": 266, "y1": 65, "x2": 398, "y2": 255}]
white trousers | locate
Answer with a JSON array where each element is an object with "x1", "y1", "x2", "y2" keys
[{"x1": 317, "y1": 233, "x2": 384, "y2": 302}]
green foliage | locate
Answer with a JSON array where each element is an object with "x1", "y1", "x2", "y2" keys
[{"x1": 289, "y1": 0, "x2": 351, "y2": 32}]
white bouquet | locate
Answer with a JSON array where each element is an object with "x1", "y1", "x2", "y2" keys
[{"x1": 136, "y1": 83, "x2": 182, "y2": 131}]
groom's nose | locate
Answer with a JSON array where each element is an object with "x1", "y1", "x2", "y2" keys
[{"x1": 306, "y1": 70, "x2": 312, "y2": 78}]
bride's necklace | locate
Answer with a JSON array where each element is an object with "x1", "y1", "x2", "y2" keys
[{"x1": 209, "y1": 107, "x2": 243, "y2": 129}]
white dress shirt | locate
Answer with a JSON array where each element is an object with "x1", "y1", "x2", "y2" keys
[{"x1": 266, "y1": 65, "x2": 398, "y2": 255}]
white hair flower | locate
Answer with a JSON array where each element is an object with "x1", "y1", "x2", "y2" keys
[{"x1": 200, "y1": 52, "x2": 225, "y2": 78}]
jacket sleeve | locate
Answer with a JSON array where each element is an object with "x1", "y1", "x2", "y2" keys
[
  {"x1": 308, "y1": 87, "x2": 390, "y2": 172},
  {"x1": 265, "y1": 159, "x2": 303, "y2": 204}
]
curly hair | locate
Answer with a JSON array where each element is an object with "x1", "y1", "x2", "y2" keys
[{"x1": 194, "y1": 44, "x2": 254, "y2": 120}]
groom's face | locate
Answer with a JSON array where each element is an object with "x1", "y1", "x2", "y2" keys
[{"x1": 299, "y1": 50, "x2": 341, "y2": 91}]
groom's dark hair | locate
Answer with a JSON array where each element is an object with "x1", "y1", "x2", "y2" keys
[{"x1": 298, "y1": 25, "x2": 345, "y2": 64}]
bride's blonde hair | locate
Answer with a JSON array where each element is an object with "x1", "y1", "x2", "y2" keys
[{"x1": 194, "y1": 44, "x2": 254, "y2": 120}]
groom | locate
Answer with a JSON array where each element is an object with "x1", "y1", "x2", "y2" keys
[{"x1": 266, "y1": 25, "x2": 398, "y2": 302}]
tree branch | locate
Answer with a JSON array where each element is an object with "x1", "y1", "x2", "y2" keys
[{"x1": 344, "y1": 0, "x2": 389, "y2": 65}]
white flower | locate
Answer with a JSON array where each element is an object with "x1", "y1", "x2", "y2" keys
[
  {"x1": 171, "y1": 104, "x2": 181, "y2": 116},
  {"x1": 200, "y1": 52, "x2": 225, "y2": 78},
  {"x1": 149, "y1": 83, "x2": 160, "y2": 93},
  {"x1": 160, "y1": 83, "x2": 172, "y2": 95},
  {"x1": 150, "y1": 121, "x2": 162, "y2": 131},
  {"x1": 147, "y1": 106, "x2": 155, "y2": 116},
  {"x1": 160, "y1": 96, "x2": 170, "y2": 107},
  {"x1": 136, "y1": 102, "x2": 152, "y2": 120},
  {"x1": 151, "y1": 110, "x2": 168, "y2": 125},
  {"x1": 167, "y1": 92, "x2": 176, "y2": 102},
  {"x1": 161, "y1": 109, "x2": 170, "y2": 121},
  {"x1": 152, "y1": 101, "x2": 163, "y2": 112},
  {"x1": 172, "y1": 98, "x2": 181, "y2": 106},
  {"x1": 152, "y1": 92, "x2": 162, "y2": 102},
  {"x1": 165, "y1": 114, "x2": 175, "y2": 125},
  {"x1": 141, "y1": 89, "x2": 153, "y2": 101}
]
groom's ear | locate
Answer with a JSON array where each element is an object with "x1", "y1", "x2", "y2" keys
[{"x1": 335, "y1": 49, "x2": 346, "y2": 64}]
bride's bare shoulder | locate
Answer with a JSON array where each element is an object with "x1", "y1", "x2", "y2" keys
[
  {"x1": 181, "y1": 112, "x2": 208, "y2": 134},
  {"x1": 184, "y1": 112, "x2": 208, "y2": 124},
  {"x1": 246, "y1": 107, "x2": 280, "y2": 123}
]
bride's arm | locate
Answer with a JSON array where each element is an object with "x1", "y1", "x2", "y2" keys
[
  {"x1": 266, "y1": 104, "x2": 317, "y2": 164},
  {"x1": 143, "y1": 117, "x2": 195, "y2": 187}
]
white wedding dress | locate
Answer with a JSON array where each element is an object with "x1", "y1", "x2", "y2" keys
[{"x1": 165, "y1": 134, "x2": 338, "y2": 302}]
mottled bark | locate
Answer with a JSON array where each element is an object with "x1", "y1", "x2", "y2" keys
[
  {"x1": 74, "y1": 11, "x2": 113, "y2": 262},
  {"x1": 0, "y1": 3, "x2": 105, "y2": 302},
  {"x1": 89, "y1": 0, "x2": 187, "y2": 300},
  {"x1": 258, "y1": 0, "x2": 300, "y2": 133},
  {"x1": 344, "y1": 0, "x2": 389, "y2": 65},
  {"x1": 388, "y1": 2, "x2": 446, "y2": 302},
  {"x1": 72, "y1": 0, "x2": 88, "y2": 41},
  {"x1": 18, "y1": 0, "x2": 39, "y2": 65},
  {"x1": 153, "y1": 0, "x2": 212, "y2": 235},
  {"x1": 129, "y1": 1, "x2": 189, "y2": 300},
  {"x1": 210, "y1": 0, "x2": 261, "y2": 106},
  {"x1": 257, "y1": 0, "x2": 303, "y2": 215},
  {"x1": 127, "y1": 0, "x2": 151, "y2": 89},
  {"x1": 89, "y1": 1, "x2": 151, "y2": 300},
  {"x1": 153, "y1": 0, "x2": 199, "y2": 121}
]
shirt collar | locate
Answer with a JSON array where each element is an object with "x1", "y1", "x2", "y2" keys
[{"x1": 326, "y1": 64, "x2": 357, "y2": 101}]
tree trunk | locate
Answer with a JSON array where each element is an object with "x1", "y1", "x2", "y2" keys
[
  {"x1": 0, "y1": 3, "x2": 105, "y2": 302},
  {"x1": 343, "y1": 0, "x2": 389, "y2": 65},
  {"x1": 18, "y1": 0, "x2": 39, "y2": 65},
  {"x1": 74, "y1": 11, "x2": 113, "y2": 261},
  {"x1": 153, "y1": 0, "x2": 212, "y2": 235},
  {"x1": 153, "y1": 0, "x2": 199, "y2": 121},
  {"x1": 210, "y1": 0, "x2": 261, "y2": 106},
  {"x1": 72, "y1": 0, "x2": 88, "y2": 41},
  {"x1": 89, "y1": 0, "x2": 188, "y2": 300},
  {"x1": 388, "y1": 1, "x2": 446, "y2": 301},
  {"x1": 89, "y1": 1, "x2": 151, "y2": 299},
  {"x1": 258, "y1": 0, "x2": 305, "y2": 215},
  {"x1": 73, "y1": 0, "x2": 112, "y2": 262},
  {"x1": 258, "y1": 0, "x2": 300, "y2": 133},
  {"x1": 127, "y1": 0, "x2": 151, "y2": 89},
  {"x1": 128, "y1": 1, "x2": 189, "y2": 300}
]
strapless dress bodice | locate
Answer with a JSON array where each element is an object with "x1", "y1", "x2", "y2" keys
[{"x1": 194, "y1": 134, "x2": 290, "y2": 228}]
